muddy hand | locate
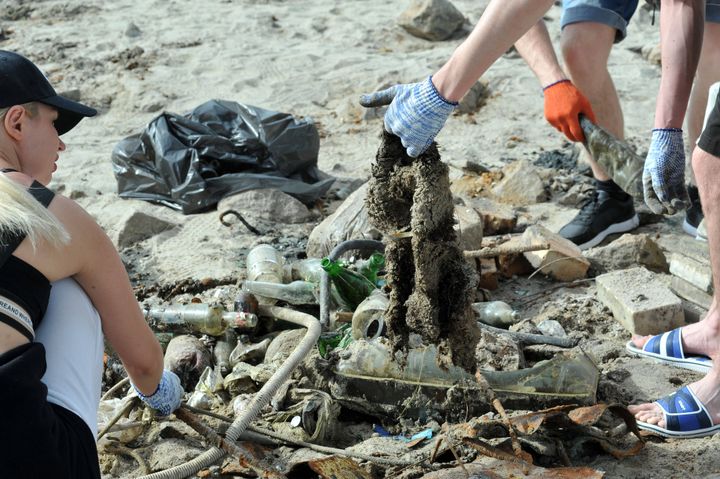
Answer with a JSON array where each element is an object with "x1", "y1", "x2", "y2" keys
[
  {"x1": 642, "y1": 128, "x2": 689, "y2": 215},
  {"x1": 359, "y1": 76, "x2": 457, "y2": 157},
  {"x1": 542, "y1": 79, "x2": 596, "y2": 143}
]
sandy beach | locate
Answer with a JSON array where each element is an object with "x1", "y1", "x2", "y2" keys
[{"x1": 3, "y1": 0, "x2": 719, "y2": 477}]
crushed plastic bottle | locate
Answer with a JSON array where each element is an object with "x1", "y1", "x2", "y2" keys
[{"x1": 472, "y1": 301, "x2": 520, "y2": 328}]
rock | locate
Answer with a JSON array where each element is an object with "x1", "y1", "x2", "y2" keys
[
  {"x1": 397, "y1": 0, "x2": 466, "y2": 41},
  {"x1": 218, "y1": 188, "x2": 314, "y2": 224},
  {"x1": 125, "y1": 22, "x2": 142, "y2": 38},
  {"x1": 464, "y1": 196, "x2": 517, "y2": 235},
  {"x1": 492, "y1": 160, "x2": 548, "y2": 206},
  {"x1": 112, "y1": 209, "x2": 177, "y2": 248},
  {"x1": 455, "y1": 80, "x2": 490, "y2": 115},
  {"x1": 536, "y1": 319, "x2": 567, "y2": 338},
  {"x1": 670, "y1": 276, "x2": 713, "y2": 310},
  {"x1": 596, "y1": 267, "x2": 685, "y2": 335},
  {"x1": 229, "y1": 338, "x2": 271, "y2": 365},
  {"x1": 454, "y1": 204, "x2": 483, "y2": 251},
  {"x1": 669, "y1": 252, "x2": 713, "y2": 294},
  {"x1": 584, "y1": 233, "x2": 668, "y2": 274},
  {"x1": 306, "y1": 182, "x2": 382, "y2": 258},
  {"x1": 474, "y1": 329, "x2": 524, "y2": 371},
  {"x1": 163, "y1": 334, "x2": 212, "y2": 391},
  {"x1": 477, "y1": 257, "x2": 498, "y2": 290},
  {"x1": 522, "y1": 225, "x2": 590, "y2": 281}
]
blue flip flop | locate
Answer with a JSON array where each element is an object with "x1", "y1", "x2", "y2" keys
[
  {"x1": 626, "y1": 328, "x2": 712, "y2": 373},
  {"x1": 637, "y1": 385, "x2": 720, "y2": 438}
]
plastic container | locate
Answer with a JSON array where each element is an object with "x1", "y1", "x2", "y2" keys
[
  {"x1": 472, "y1": 301, "x2": 520, "y2": 328},
  {"x1": 351, "y1": 289, "x2": 388, "y2": 340},
  {"x1": 246, "y1": 244, "x2": 285, "y2": 304}
]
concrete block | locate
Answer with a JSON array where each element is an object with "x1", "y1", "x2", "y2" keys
[
  {"x1": 669, "y1": 252, "x2": 713, "y2": 294},
  {"x1": 521, "y1": 225, "x2": 590, "y2": 281},
  {"x1": 596, "y1": 267, "x2": 685, "y2": 335},
  {"x1": 493, "y1": 160, "x2": 548, "y2": 206},
  {"x1": 670, "y1": 275, "x2": 713, "y2": 310},
  {"x1": 584, "y1": 233, "x2": 667, "y2": 274}
]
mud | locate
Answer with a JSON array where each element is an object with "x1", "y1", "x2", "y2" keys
[{"x1": 365, "y1": 131, "x2": 481, "y2": 371}]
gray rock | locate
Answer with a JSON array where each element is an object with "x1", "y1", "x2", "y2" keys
[
  {"x1": 455, "y1": 80, "x2": 489, "y2": 115},
  {"x1": 492, "y1": 159, "x2": 548, "y2": 206},
  {"x1": 584, "y1": 233, "x2": 668, "y2": 274},
  {"x1": 218, "y1": 188, "x2": 314, "y2": 224},
  {"x1": 536, "y1": 319, "x2": 567, "y2": 338},
  {"x1": 113, "y1": 210, "x2": 177, "y2": 248},
  {"x1": 475, "y1": 329, "x2": 524, "y2": 371},
  {"x1": 397, "y1": 0, "x2": 466, "y2": 41},
  {"x1": 125, "y1": 22, "x2": 142, "y2": 38},
  {"x1": 454, "y1": 204, "x2": 483, "y2": 251}
]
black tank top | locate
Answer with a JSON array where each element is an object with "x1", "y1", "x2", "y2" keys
[{"x1": 0, "y1": 169, "x2": 55, "y2": 340}]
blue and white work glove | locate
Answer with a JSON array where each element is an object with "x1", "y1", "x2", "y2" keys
[
  {"x1": 133, "y1": 370, "x2": 184, "y2": 416},
  {"x1": 360, "y1": 76, "x2": 457, "y2": 157},
  {"x1": 643, "y1": 128, "x2": 689, "y2": 215}
]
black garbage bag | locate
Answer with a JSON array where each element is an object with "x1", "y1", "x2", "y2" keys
[{"x1": 111, "y1": 99, "x2": 334, "y2": 214}]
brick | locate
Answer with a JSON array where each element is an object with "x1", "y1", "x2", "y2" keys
[
  {"x1": 596, "y1": 267, "x2": 685, "y2": 335},
  {"x1": 521, "y1": 225, "x2": 589, "y2": 281},
  {"x1": 668, "y1": 252, "x2": 713, "y2": 294},
  {"x1": 464, "y1": 196, "x2": 517, "y2": 235},
  {"x1": 476, "y1": 257, "x2": 499, "y2": 290}
]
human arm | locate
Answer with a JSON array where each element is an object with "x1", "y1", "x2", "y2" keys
[
  {"x1": 514, "y1": 20, "x2": 596, "y2": 142},
  {"x1": 643, "y1": 0, "x2": 704, "y2": 214},
  {"x1": 38, "y1": 196, "x2": 182, "y2": 412},
  {"x1": 360, "y1": 0, "x2": 555, "y2": 157}
]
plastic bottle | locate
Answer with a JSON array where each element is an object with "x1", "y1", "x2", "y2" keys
[
  {"x1": 356, "y1": 253, "x2": 385, "y2": 286},
  {"x1": 471, "y1": 301, "x2": 520, "y2": 328},
  {"x1": 321, "y1": 257, "x2": 376, "y2": 310},
  {"x1": 351, "y1": 289, "x2": 388, "y2": 340},
  {"x1": 246, "y1": 244, "x2": 285, "y2": 305},
  {"x1": 242, "y1": 279, "x2": 318, "y2": 305},
  {"x1": 144, "y1": 303, "x2": 259, "y2": 336}
]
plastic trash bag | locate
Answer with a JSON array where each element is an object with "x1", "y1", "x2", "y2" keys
[{"x1": 111, "y1": 99, "x2": 334, "y2": 214}]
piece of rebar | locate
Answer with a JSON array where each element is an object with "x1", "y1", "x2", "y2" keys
[
  {"x1": 174, "y1": 407, "x2": 284, "y2": 478},
  {"x1": 97, "y1": 396, "x2": 139, "y2": 441},
  {"x1": 463, "y1": 242, "x2": 550, "y2": 259},
  {"x1": 101, "y1": 376, "x2": 131, "y2": 401},
  {"x1": 476, "y1": 321, "x2": 577, "y2": 348}
]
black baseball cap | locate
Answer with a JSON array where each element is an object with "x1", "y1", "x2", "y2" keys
[{"x1": 0, "y1": 50, "x2": 97, "y2": 135}]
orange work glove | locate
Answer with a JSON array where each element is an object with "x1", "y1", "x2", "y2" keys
[{"x1": 542, "y1": 79, "x2": 597, "y2": 143}]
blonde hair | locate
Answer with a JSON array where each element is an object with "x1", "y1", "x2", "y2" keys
[
  {"x1": 0, "y1": 102, "x2": 38, "y2": 123},
  {"x1": 0, "y1": 102, "x2": 70, "y2": 249}
]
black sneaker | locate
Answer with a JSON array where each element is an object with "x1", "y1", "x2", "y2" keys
[
  {"x1": 683, "y1": 184, "x2": 703, "y2": 237},
  {"x1": 559, "y1": 190, "x2": 640, "y2": 250}
]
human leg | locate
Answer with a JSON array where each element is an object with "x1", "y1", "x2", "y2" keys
[
  {"x1": 629, "y1": 87, "x2": 720, "y2": 436},
  {"x1": 556, "y1": 2, "x2": 640, "y2": 249},
  {"x1": 35, "y1": 277, "x2": 105, "y2": 438}
]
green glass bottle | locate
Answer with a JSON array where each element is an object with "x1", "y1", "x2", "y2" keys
[
  {"x1": 321, "y1": 258, "x2": 376, "y2": 310},
  {"x1": 357, "y1": 253, "x2": 385, "y2": 286}
]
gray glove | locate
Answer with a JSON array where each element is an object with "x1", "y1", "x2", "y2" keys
[
  {"x1": 360, "y1": 76, "x2": 457, "y2": 157},
  {"x1": 642, "y1": 128, "x2": 689, "y2": 215}
]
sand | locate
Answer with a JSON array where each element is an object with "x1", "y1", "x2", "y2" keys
[{"x1": 3, "y1": 0, "x2": 718, "y2": 478}]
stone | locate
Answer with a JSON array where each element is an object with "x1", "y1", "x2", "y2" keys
[
  {"x1": 492, "y1": 160, "x2": 548, "y2": 206},
  {"x1": 306, "y1": 182, "x2": 382, "y2": 258},
  {"x1": 464, "y1": 196, "x2": 517, "y2": 235},
  {"x1": 670, "y1": 276, "x2": 713, "y2": 310},
  {"x1": 475, "y1": 329, "x2": 524, "y2": 371},
  {"x1": 455, "y1": 80, "x2": 490, "y2": 115},
  {"x1": 397, "y1": 0, "x2": 466, "y2": 41},
  {"x1": 218, "y1": 188, "x2": 314, "y2": 224},
  {"x1": 669, "y1": 252, "x2": 713, "y2": 294},
  {"x1": 477, "y1": 257, "x2": 498, "y2": 290},
  {"x1": 584, "y1": 233, "x2": 668, "y2": 274},
  {"x1": 454, "y1": 204, "x2": 483, "y2": 251},
  {"x1": 536, "y1": 319, "x2": 567, "y2": 338},
  {"x1": 596, "y1": 267, "x2": 685, "y2": 335},
  {"x1": 107, "y1": 209, "x2": 178, "y2": 248},
  {"x1": 521, "y1": 225, "x2": 590, "y2": 281}
]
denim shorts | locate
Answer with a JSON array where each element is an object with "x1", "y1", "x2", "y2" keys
[
  {"x1": 562, "y1": 0, "x2": 720, "y2": 43},
  {"x1": 561, "y1": 0, "x2": 639, "y2": 43}
]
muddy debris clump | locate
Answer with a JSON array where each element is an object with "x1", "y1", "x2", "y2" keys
[{"x1": 365, "y1": 130, "x2": 481, "y2": 372}]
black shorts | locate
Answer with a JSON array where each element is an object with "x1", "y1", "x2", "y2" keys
[
  {"x1": 0, "y1": 342, "x2": 101, "y2": 479},
  {"x1": 698, "y1": 90, "x2": 720, "y2": 157}
]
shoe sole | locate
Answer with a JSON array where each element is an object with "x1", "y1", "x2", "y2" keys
[
  {"x1": 625, "y1": 341, "x2": 712, "y2": 374},
  {"x1": 577, "y1": 214, "x2": 640, "y2": 250},
  {"x1": 683, "y1": 219, "x2": 699, "y2": 237}
]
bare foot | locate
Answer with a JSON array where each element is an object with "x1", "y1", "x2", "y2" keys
[
  {"x1": 629, "y1": 370, "x2": 720, "y2": 430},
  {"x1": 631, "y1": 307, "x2": 720, "y2": 358}
]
